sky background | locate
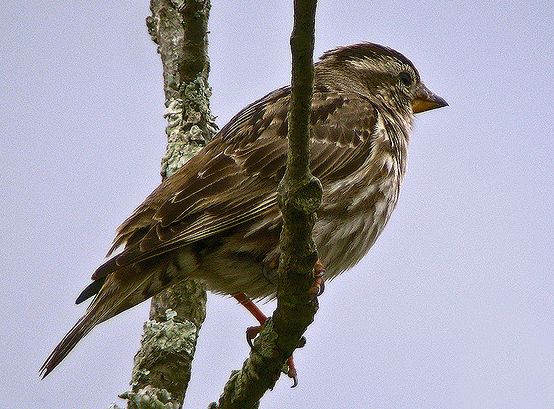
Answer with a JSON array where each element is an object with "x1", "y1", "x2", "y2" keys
[{"x1": 1, "y1": 1, "x2": 553, "y2": 408}]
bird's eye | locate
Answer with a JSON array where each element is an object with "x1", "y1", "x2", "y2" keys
[{"x1": 398, "y1": 71, "x2": 413, "y2": 87}]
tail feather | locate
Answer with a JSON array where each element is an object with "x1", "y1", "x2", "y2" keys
[
  {"x1": 40, "y1": 308, "x2": 101, "y2": 378},
  {"x1": 41, "y1": 276, "x2": 143, "y2": 378},
  {"x1": 40, "y1": 277, "x2": 146, "y2": 378},
  {"x1": 40, "y1": 258, "x2": 185, "y2": 378},
  {"x1": 75, "y1": 277, "x2": 106, "y2": 304}
]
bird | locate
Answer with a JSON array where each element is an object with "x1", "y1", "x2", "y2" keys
[{"x1": 40, "y1": 42, "x2": 448, "y2": 378}]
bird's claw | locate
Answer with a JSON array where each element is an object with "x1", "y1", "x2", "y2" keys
[
  {"x1": 246, "y1": 325, "x2": 262, "y2": 349},
  {"x1": 239, "y1": 294, "x2": 307, "y2": 388},
  {"x1": 310, "y1": 259, "x2": 326, "y2": 298},
  {"x1": 286, "y1": 356, "x2": 299, "y2": 388},
  {"x1": 316, "y1": 278, "x2": 325, "y2": 296},
  {"x1": 248, "y1": 325, "x2": 299, "y2": 387}
]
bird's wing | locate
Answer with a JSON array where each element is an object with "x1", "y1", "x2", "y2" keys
[{"x1": 92, "y1": 86, "x2": 377, "y2": 280}]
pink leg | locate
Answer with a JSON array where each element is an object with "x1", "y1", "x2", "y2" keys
[
  {"x1": 231, "y1": 259, "x2": 326, "y2": 387},
  {"x1": 233, "y1": 292, "x2": 299, "y2": 386}
]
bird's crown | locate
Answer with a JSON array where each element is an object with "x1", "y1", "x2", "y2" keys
[{"x1": 318, "y1": 42, "x2": 419, "y2": 80}]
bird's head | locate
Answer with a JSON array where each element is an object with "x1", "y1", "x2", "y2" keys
[{"x1": 316, "y1": 42, "x2": 448, "y2": 117}]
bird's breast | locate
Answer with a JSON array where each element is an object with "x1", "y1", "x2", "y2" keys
[{"x1": 315, "y1": 116, "x2": 408, "y2": 279}]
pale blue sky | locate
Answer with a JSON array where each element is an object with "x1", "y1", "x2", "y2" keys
[{"x1": 1, "y1": 1, "x2": 552, "y2": 408}]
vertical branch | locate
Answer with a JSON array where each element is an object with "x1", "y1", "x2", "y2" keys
[
  {"x1": 214, "y1": 1, "x2": 320, "y2": 408},
  {"x1": 274, "y1": 0, "x2": 320, "y2": 347},
  {"x1": 120, "y1": 1, "x2": 216, "y2": 408},
  {"x1": 150, "y1": 0, "x2": 217, "y2": 179}
]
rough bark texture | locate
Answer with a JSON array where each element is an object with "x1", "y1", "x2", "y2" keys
[
  {"x1": 120, "y1": 1, "x2": 216, "y2": 408},
  {"x1": 213, "y1": 1, "x2": 320, "y2": 408}
]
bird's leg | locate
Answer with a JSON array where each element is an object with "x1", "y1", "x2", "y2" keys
[
  {"x1": 233, "y1": 292, "x2": 268, "y2": 327},
  {"x1": 232, "y1": 292, "x2": 269, "y2": 349},
  {"x1": 233, "y1": 292, "x2": 299, "y2": 386},
  {"x1": 232, "y1": 260, "x2": 325, "y2": 387}
]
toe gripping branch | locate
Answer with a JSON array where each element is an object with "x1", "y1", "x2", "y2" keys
[
  {"x1": 232, "y1": 292, "x2": 300, "y2": 386},
  {"x1": 231, "y1": 259, "x2": 326, "y2": 388},
  {"x1": 313, "y1": 259, "x2": 326, "y2": 297}
]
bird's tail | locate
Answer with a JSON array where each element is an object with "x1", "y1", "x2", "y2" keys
[
  {"x1": 40, "y1": 260, "x2": 179, "y2": 378},
  {"x1": 39, "y1": 305, "x2": 102, "y2": 378}
]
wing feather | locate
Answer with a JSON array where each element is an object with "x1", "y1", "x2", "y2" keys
[{"x1": 94, "y1": 87, "x2": 377, "y2": 280}]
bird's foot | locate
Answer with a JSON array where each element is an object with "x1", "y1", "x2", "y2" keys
[
  {"x1": 234, "y1": 292, "x2": 304, "y2": 387},
  {"x1": 286, "y1": 356, "x2": 299, "y2": 388},
  {"x1": 246, "y1": 321, "x2": 301, "y2": 386},
  {"x1": 245, "y1": 321, "x2": 266, "y2": 348},
  {"x1": 309, "y1": 259, "x2": 326, "y2": 298}
]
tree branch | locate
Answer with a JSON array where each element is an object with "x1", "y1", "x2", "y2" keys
[
  {"x1": 120, "y1": 1, "x2": 216, "y2": 408},
  {"x1": 213, "y1": 1, "x2": 320, "y2": 407}
]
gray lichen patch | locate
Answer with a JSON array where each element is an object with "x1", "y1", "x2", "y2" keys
[
  {"x1": 130, "y1": 311, "x2": 198, "y2": 388},
  {"x1": 119, "y1": 386, "x2": 179, "y2": 409},
  {"x1": 160, "y1": 75, "x2": 218, "y2": 178}
]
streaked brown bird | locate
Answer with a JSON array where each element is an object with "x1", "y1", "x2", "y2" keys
[{"x1": 41, "y1": 42, "x2": 447, "y2": 377}]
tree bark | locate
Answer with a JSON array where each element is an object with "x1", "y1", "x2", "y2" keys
[
  {"x1": 120, "y1": 1, "x2": 216, "y2": 408},
  {"x1": 213, "y1": 1, "x2": 320, "y2": 408}
]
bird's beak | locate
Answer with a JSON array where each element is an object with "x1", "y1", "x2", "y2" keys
[{"x1": 412, "y1": 83, "x2": 448, "y2": 114}]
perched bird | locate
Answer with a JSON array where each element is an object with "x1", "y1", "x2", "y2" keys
[{"x1": 41, "y1": 42, "x2": 447, "y2": 377}]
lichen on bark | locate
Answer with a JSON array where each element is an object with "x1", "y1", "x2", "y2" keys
[
  {"x1": 129, "y1": 309, "x2": 198, "y2": 389},
  {"x1": 161, "y1": 74, "x2": 217, "y2": 178},
  {"x1": 118, "y1": 1, "x2": 215, "y2": 408}
]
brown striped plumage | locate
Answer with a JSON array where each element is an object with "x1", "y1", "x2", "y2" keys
[{"x1": 41, "y1": 42, "x2": 447, "y2": 377}]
